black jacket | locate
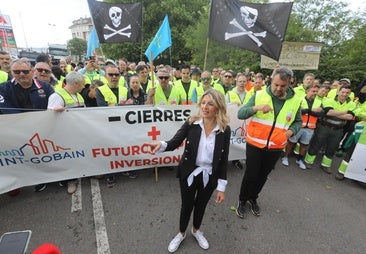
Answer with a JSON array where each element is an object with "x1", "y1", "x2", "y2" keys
[{"x1": 165, "y1": 120, "x2": 231, "y2": 189}]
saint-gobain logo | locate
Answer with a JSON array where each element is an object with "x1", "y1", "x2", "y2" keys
[
  {"x1": 231, "y1": 126, "x2": 246, "y2": 145},
  {"x1": 0, "y1": 133, "x2": 85, "y2": 166}
]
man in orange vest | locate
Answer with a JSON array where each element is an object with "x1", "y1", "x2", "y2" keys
[
  {"x1": 281, "y1": 84, "x2": 323, "y2": 169},
  {"x1": 235, "y1": 66, "x2": 302, "y2": 218}
]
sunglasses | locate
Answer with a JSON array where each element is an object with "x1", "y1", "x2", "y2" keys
[
  {"x1": 12, "y1": 69, "x2": 31, "y2": 74},
  {"x1": 107, "y1": 73, "x2": 120, "y2": 77},
  {"x1": 158, "y1": 76, "x2": 169, "y2": 80},
  {"x1": 36, "y1": 68, "x2": 51, "y2": 74},
  {"x1": 201, "y1": 77, "x2": 211, "y2": 81},
  {"x1": 224, "y1": 75, "x2": 232, "y2": 78}
]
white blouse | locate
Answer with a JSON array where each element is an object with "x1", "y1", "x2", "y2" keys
[{"x1": 160, "y1": 119, "x2": 227, "y2": 192}]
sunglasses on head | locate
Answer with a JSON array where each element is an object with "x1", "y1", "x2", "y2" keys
[
  {"x1": 158, "y1": 76, "x2": 169, "y2": 80},
  {"x1": 107, "y1": 73, "x2": 120, "y2": 77},
  {"x1": 36, "y1": 68, "x2": 51, "y2": 74},
  {"x1": 12, "y1": 69, "x2": 31, "y2": 74}
]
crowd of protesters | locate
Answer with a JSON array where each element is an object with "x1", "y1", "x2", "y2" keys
[{"x1": 1, "y1": 50, "x2": 365, "y2": 252}]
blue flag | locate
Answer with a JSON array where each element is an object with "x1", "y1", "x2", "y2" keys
[
  {"x1": 86, "y1": 27, "x2": 100, "y2": 58},
  {"x1": 145, "y1": 15, "x2": 172, "y2": 62}
]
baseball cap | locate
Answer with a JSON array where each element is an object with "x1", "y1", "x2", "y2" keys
[
  {"x1": 339, "y1": 78, "x2": 350, "y2": 84},
  {"x1": 191, "y1": 68, "x2": 201, "y2": 75},
  {"x1": 105, "y1": 59, "x2": 116, "y2": 66}
]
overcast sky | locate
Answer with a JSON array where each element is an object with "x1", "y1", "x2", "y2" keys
[
  {"x1": 0, "y1": 0, "x2": 90, "y2": 48},
  {"x1": 1, "y1": 0, "x2": 365, "y2": 49}
]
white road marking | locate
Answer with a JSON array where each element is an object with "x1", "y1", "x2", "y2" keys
[
  {"x1": 71, "y1": 178, "x2": 82, "y2": 212},
  {"x1": 91, "y1": 178, "x2": 111, "y2": 254}
]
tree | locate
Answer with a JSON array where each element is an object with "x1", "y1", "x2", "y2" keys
[
  {"x1": 100, "y1": 0, "x2": 207, "y2": 66},
  {"x1": 67, "y1": 38, "x2": 87, "y2": 61},
  {"x1": 287, "y1": 0, "x2": 364, "y2": 81},
  {"x1": 95, "y1": 0, "x2": 365, "y2": 82}
]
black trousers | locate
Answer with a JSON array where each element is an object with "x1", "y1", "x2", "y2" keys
[
  {"x1": 239, "y1": 143, "x2": 282, "y2": 202},
  {"x1": 179, "y1": 172, "x2": 215, "y2": 233},
  {"x1": 307, "y1": 123, "x2": 343, "y2": 158}
]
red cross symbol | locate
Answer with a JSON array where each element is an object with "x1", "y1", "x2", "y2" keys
[{"x1": 147, "y1": 126, "x2": 161, "y2": 140}]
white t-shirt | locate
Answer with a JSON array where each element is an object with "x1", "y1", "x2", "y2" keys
[{"x1": 47, "y1": 92, "x2": 79, "y2": 109}]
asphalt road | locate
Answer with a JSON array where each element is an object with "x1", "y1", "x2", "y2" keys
[{"x1": 1, "y1": 156, "x2": 365, "y2": 254}]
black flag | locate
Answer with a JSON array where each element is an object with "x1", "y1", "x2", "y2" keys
[
  {"x1": 87, "y1": 0, "x2": 142, "y2": 43},
  {"x1": 209, "y1": 0, "x2": 293, "y2": 61}
]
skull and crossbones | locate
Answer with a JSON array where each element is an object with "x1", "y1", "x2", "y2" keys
[
  {"x1": 103, "y1": 6, "x2": 132, "y2": 40},
  {"x1": 225, "y1": 6, "x2": 267, "y2": 47}
]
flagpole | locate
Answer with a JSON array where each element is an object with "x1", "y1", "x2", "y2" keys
[
  {"x1": 169, "y1": 47, "x2": 172, "y2": 68},
  {"x1": 148, "y1": 50, "x2": 159, "y2": 183},
  {"x1": 203, "y1": 38, "x2": 209, "y2": 71},
  {"x1": 149, "y1": 51, "x2": 154, "y2": 89},
  {"x1": 140, "y1": 2, "x2": 144, "y2": 61}
]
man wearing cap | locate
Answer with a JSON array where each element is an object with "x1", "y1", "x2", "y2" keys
[
  {"x1": 173, "y1": 64, "x2": 199, "y2": 105},
  {"x1": 304, "y1": 84, "x2": 357, "y2": 174},
  {"x1": 327, "y1": 78, "x2": 355, "y2": 100},
  {"x1": 191, "y1": 68, "x2": 202, "y2": 83}
]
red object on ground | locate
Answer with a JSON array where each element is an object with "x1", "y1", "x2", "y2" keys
[{"x1": 32, "y1": 243, "x2": 62, "y2": 254}]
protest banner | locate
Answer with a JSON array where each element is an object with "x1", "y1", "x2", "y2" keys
[
  {"x1": 0, "y1": 105, "x2": 246, "y2": 193},
  {"x1": 345, "y1": 124, "x2": 366, "y2": 183},
  {"x1": 261, "y1": 42, "x2": 322, "y2": 70}
]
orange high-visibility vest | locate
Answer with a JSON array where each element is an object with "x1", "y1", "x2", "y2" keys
[
  {"x1": 246, "y1": 90, "x2": 301, "y2": 149},
  {"x1": 301, "y1": 97, "x2": 322, "y2": 129}
]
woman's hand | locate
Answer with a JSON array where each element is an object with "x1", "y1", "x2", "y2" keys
[
  {"x1": 215, "y1": 191, "x2": 225, "y2": 204},
  {"x1": 143, "y1": 142, "x2": 161, "y2": 154}
]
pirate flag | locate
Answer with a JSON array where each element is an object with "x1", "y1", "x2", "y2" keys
[
  {"x1": 87, "y1": 0, "x2": 142, "y2": 43},
  {"x1": 209, "y1": 0, "x2": 293, "y2": 61}
]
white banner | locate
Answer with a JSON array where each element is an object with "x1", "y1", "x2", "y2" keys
[
  {"x1": 0, "y1": 105, "x2": 247, "y2": 193},
  {"x1": 261, "y1": 42, "x2": 322, "y2": 70},
  {"x1": 345, "y1": 125, "x2": 366, "y2": 183}
]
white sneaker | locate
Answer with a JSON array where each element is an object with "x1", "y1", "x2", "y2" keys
[
  {"x1": 168, "y1": 233, "x2": 185, "y2": 253},
  {"x1": 67, "y1": 180, "x2": 78, "y2": 194},
  {"x1": 191, "y1": 228, "x2": 209, "y2": 250},
  {"x1": 296, "y1": 159, "x2": 306, "y2": 170},
  {"x1": 281, "y1": 156, "x2": 289, "y2": 166}
]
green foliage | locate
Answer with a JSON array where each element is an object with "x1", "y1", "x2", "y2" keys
[
  {"x1": 67, "y1": 38, "x2": 87, "y2": 61},
  {"x1": 98, "y1": 0, "x2": 365, "y2": 83}
]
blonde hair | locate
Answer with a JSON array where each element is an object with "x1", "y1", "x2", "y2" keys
[{"x1": 189, "y1": 89, "x2": 229, "y2": 132}]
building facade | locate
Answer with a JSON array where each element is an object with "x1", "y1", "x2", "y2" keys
[{"x1": 69, "y1": 17, "x2": 93, "y2": 40}]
